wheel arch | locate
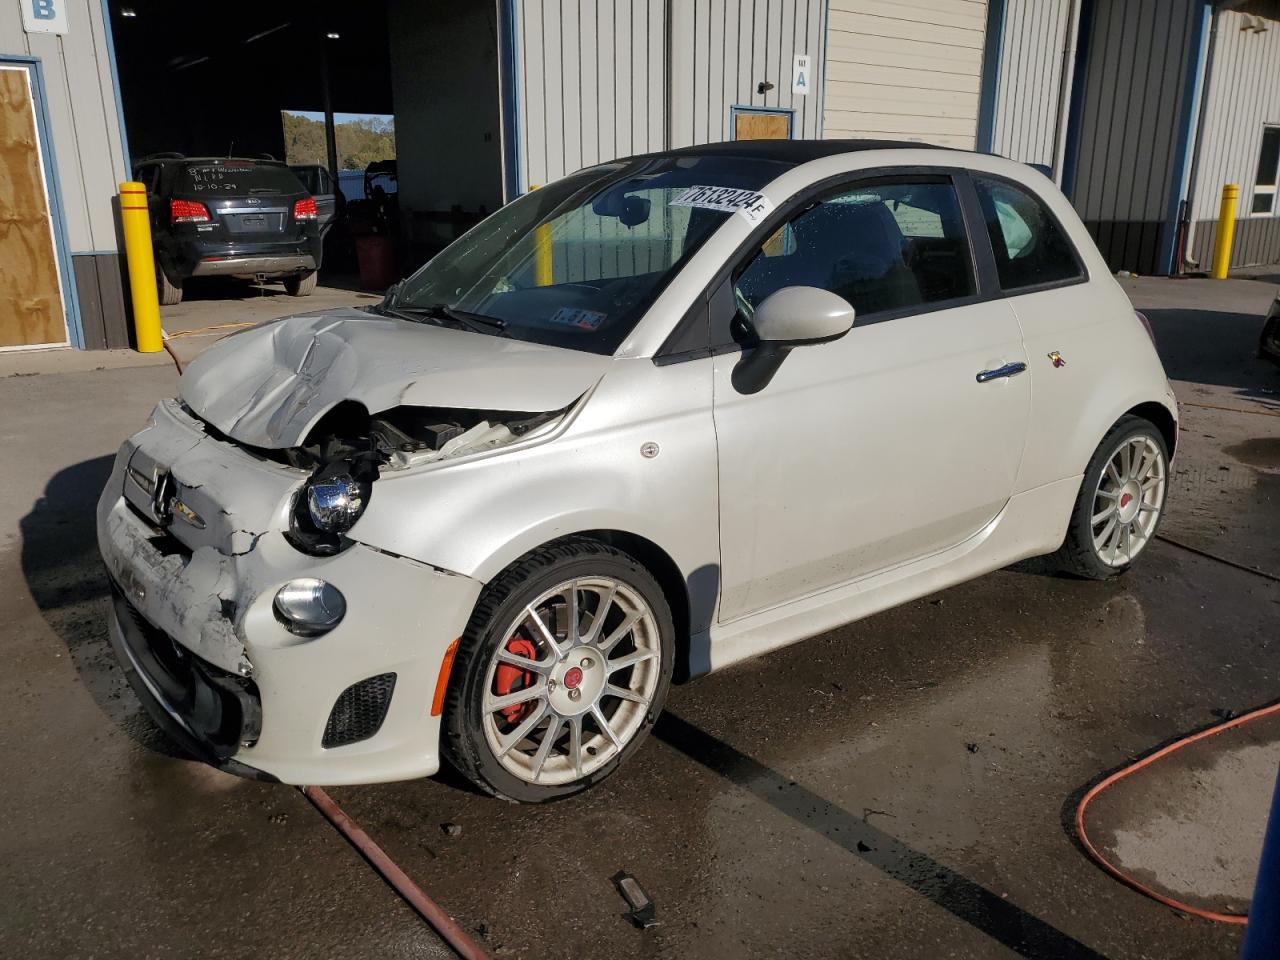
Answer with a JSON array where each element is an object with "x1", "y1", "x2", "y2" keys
[
  {"x1": 1124, "y1": 400, "x2": 1177, "y2": 461},
  {"x1": 481, "y1": 528, "x2": 704, "y2": 685}
]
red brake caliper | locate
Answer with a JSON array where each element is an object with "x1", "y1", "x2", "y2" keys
[{"x1": 494, "y1": 636, "x2": 539, "y2": 725}]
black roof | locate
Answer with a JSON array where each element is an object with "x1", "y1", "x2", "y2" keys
[{"x1": 652, "y1": 138, "x2": 955, "y2": 164}]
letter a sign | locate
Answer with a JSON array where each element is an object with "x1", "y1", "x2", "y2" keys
[
  {"x1": 792, "y1": 55, "x2": 810, "y2": 96},
  {"x1": 22, "y1": 0, "x2": 70, "y2": 35}
]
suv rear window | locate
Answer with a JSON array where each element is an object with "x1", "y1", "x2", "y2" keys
[
  {"x1": 178, "y1": 161, "x2": 304, "y2": 197},
  {"x1": 973, "y1": 175, "x2": 1084, "y2": 291}
]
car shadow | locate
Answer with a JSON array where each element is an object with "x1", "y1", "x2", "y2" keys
[
  {"x1": 1142, "y1": 307, "x2": 1279, "y2": 408},
  {"x1": 19, "y1": 455, "x2": 185, "y2": 759}
]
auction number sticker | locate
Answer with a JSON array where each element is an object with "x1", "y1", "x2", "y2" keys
[{"x1": 670, "y1": 185, "x2": 774, "y2": 224}]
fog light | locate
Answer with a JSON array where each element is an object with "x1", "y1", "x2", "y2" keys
[{"x1": 274, "y1": 579, "x2": 346, "y2": 637}]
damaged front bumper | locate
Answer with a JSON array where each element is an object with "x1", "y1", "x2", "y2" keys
[{"x1": 97, "y1": 400, "x2": 483, "y2": 785}]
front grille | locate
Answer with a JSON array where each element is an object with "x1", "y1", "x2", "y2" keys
[{"x1": 322, "y1": 673, "x2": 396, "y2": 748}]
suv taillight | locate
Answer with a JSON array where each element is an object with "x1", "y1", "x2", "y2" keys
[
  {"x1": 293, "y1": 197, "x2": 318, "y2": 221},
  {"x1": 169, "y1": 199, "x2": 210, "y2": 224}
]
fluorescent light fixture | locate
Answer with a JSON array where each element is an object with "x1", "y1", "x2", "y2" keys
[{"x1": 326, "y1": 32, "x2": 340, "y2": 39}]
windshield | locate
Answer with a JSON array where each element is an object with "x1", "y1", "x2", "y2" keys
[{"x1": 394, "y1": 154, "x2": 791, "y2": 354}]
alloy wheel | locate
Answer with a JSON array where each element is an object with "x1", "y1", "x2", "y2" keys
[
  {"x1": 480, "y1": 577, "x2": 662, "y2": 786},
  {"x1": 1091, "y1": 434, "x2": 1167, "y2": 566}
]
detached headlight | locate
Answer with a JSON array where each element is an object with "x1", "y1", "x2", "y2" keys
[
  {"x1": 306, "y1": 474, "x2": 365, "y2": 533},
  {"x1": 274, "y1": 579, "x2": 346, "y2": 637}
]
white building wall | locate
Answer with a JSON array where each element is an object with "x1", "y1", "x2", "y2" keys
[
  {"x1": 512, "y1": 0, "x2": 827, "y2": 192},
  {"x1": 823, "y1": 0, "x2": 989, "y2": 149},
  {"x1": 1186, "y1": 4, "x2": 1280, "y2": 268},
  {"x1": 990, "y1": 0, "x2": 1074, "y2": 169},
  {"x1": 1189, "y1": 6, "x2": 1280, "y2": 222},
  {"x1": 0, "y1": 0, "x2": 129, "y2": 253}
]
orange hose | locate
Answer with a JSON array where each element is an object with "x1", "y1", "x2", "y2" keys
[
  {"x1": 1075, "y1": 701, "x2": 1280, "y2": 924},
  {"x1": 301, "y1": 785, "x2": 491, "y2": 959}
]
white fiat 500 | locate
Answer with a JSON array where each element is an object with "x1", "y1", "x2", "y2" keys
[{"x1": 99, "y1": 141, "x2": 1176, "y2": 801}]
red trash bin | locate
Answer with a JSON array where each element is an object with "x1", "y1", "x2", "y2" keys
[{"x1": 355, "y1": 234, "x2": 397, "y2": 291}]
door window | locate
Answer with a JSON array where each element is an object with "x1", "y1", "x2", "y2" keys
[
  {"x1": 973, "y1": 176, "x2": 1083, "y2": 290},
  {"x1": 736, "y1": 177, "x2": 974, "y2": 320}
]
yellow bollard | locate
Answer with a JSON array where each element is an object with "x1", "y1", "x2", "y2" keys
[
  {"x1": 1210, "y1": 184, "x2": 1239, "y2": 280},
  {"x1": 534, "y1": 222, "x2": 553, "y2": 287},
  {"x1": 118, "y1": 181, "x2": 163, "y2": 352}
]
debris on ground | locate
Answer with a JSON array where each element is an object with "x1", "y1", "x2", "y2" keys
[
  {"x1": 965, "y1": 742, "x2": 979, "y2": 753},
  {"x1": 441, "y1": 821, "x2": 463, "y2": 837},
  {"x1": 612, "y1": 871, "x2": 658, "y2": 929}
]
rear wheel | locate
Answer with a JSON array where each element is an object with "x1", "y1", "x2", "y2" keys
[
  {"x1": 1051, "y1": 415, "x2": 1169, "y2": 579},
  {"x1": 157, "y1": 266, "x2": 182, "y2": 305},
  {"x1": 442, "y1": 540, "x2": 674, "y2": 802},
  {"x1": 284, "y1": 270, "x2": 317, "y2": 297}
]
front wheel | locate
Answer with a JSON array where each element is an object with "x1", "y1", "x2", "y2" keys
[
  {"x1": 442, "y1": 540, "x2": 674, "y2": 802},
  {"x1": 1051, "y1": 415, "x2": 1169, "y2": 579}
]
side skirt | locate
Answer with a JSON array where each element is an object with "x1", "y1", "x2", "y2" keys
[{"x1": 694, "y1": 475, "x2": 1081, "y2": 677}]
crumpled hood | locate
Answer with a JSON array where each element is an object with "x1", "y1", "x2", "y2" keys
[{"x1": 179, "y1": 308, "x2": 612, "y2": 448}]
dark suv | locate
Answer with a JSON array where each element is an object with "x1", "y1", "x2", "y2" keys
[{"x1": 132, "y1": 155, "x2": 323, "y2": 305}]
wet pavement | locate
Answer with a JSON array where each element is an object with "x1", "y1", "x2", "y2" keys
[{"x1": 1, "y1": 274, "x2": 1277, "y2": 959}]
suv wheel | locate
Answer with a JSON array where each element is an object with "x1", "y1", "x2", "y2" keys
[
  {"x1": 284, "y1": 271, "x2": 317, "y2": 297},
  {"x1": 1052, "y1": 415, "x2": 1169, "y2": 579},
  {"x1": 443, "y1": 539, "x2": 674, "y2": 802},
  {"x1": 157, "y1": 266, "x2": 182, "y2": 306}
]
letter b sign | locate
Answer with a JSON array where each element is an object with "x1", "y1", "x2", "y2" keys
[{"x1": 22, "y1": 0, "x2": 69, "y2": 34}]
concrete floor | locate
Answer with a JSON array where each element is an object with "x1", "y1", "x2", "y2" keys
[{"x1": 0, "y1": 273, "x2": 1277, "y2": 959}]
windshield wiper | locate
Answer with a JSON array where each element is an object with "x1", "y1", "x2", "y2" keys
[{"x1": 391, "y1": 302, "x2": 508, "y2": 336}]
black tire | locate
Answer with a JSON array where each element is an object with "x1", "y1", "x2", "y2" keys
[
  {"x1": 1050, "y1": 415, "x2": 1170, "y2": 579},
  {"x1": 284, "y1": 271, "x2": 317, "y2": 297},
  {"x1": 442, "y1": 538, "x2": 675, "y2": 803},
  {"x1": 157, "y1": 265, "x2": 182, "y2": 306}
]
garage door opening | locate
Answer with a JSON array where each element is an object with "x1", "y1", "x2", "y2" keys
[{"x1": 105, "y1": 1, "x2": 507, "y2": 299}]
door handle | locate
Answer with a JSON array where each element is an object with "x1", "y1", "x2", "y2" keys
[{"x1": 975, "y1": 361, "x2": 1027, "y2": 384}]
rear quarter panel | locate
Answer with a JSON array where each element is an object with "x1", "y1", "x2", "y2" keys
[{"x1": 999, "y1": 173, "x2": 1175, "y2": 492}]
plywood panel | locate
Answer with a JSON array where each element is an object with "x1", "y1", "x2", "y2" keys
[
  {"x1": 735, "y1": 111, "x2": 792, "y2": 139},
  {"x1": 0, "y1": 67, "x2": 66, "y2": 348}
]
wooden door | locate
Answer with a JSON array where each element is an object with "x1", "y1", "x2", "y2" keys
[
  {"x1": 0, "y1": 66, "x2": 67, "y2": 348},
  {"x1": 734, "y1": 111, "x2": 791, "y2": 141}
]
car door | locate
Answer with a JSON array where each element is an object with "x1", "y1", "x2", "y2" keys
[
  {"x1": 712, "y1": 172, "x2": 1031, "y2": 622},
  {"x1": 292, "y1": 165, "x2": 338, "y2": 232}
]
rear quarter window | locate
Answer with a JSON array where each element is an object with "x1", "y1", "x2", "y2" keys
[
  {"x1": 974, "y1": 176, "x2": 1084, "y2": 291},
  {"x1": 179, "y1": 161, "x2": 304, "y2": 197}
]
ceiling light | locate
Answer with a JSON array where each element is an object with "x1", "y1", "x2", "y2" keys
[
  {"x1": 326, "y1": 32, "x2": 340, "y2": 39},
  {"x1": 121, "y1": 7, "x2": 137, "y2": 16}
]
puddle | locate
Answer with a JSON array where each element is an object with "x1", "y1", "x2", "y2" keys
[{"x1": 1226, "y1": 437, "x2": 1280, "y2": 470}]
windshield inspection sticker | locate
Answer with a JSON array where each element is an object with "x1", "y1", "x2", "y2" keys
[
  {"x1": 670, "y1": 185, "x2": 774, "y2": 224},
  {"x1": 549, "y1": 307, "x2": 607, "y2": 331}
]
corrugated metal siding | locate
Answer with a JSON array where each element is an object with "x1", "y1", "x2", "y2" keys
[
  {"x1": 513, "y1": 0, "x2": 827, "y2": 190},
  {"x1": 1188, "y1": 215, "x2": 1280, "y2": 271},
  {"x1": 991, "y1": 0, "x2": 1072, "y2": 166},
  {"x1": 0, "y1": 0, "x2": 129, "y2": 254},
  {"x1": 669, "y1": 0, "x2": 826, "y2": 148},
  {"x1": 514, "y1": 0, "x2": 667, "y2": 190},
  {"x1": 1065, "y1": 0, "x2": 1200, "y2": 274},
  {"x1": 823, "y1": 0, "x2": 988, "y2": 149},
  {"x1": 1186, "y1": 3, "x2": 1280, "y2": 268}
]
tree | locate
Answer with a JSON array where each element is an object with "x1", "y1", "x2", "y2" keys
[{"x1": 280, "y1": 112, "x2": 396, "y2": 170}]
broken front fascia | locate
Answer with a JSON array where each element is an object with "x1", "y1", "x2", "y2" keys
[{"x1": 96, "y1": 399, "x2": 487, "y2": 783}]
